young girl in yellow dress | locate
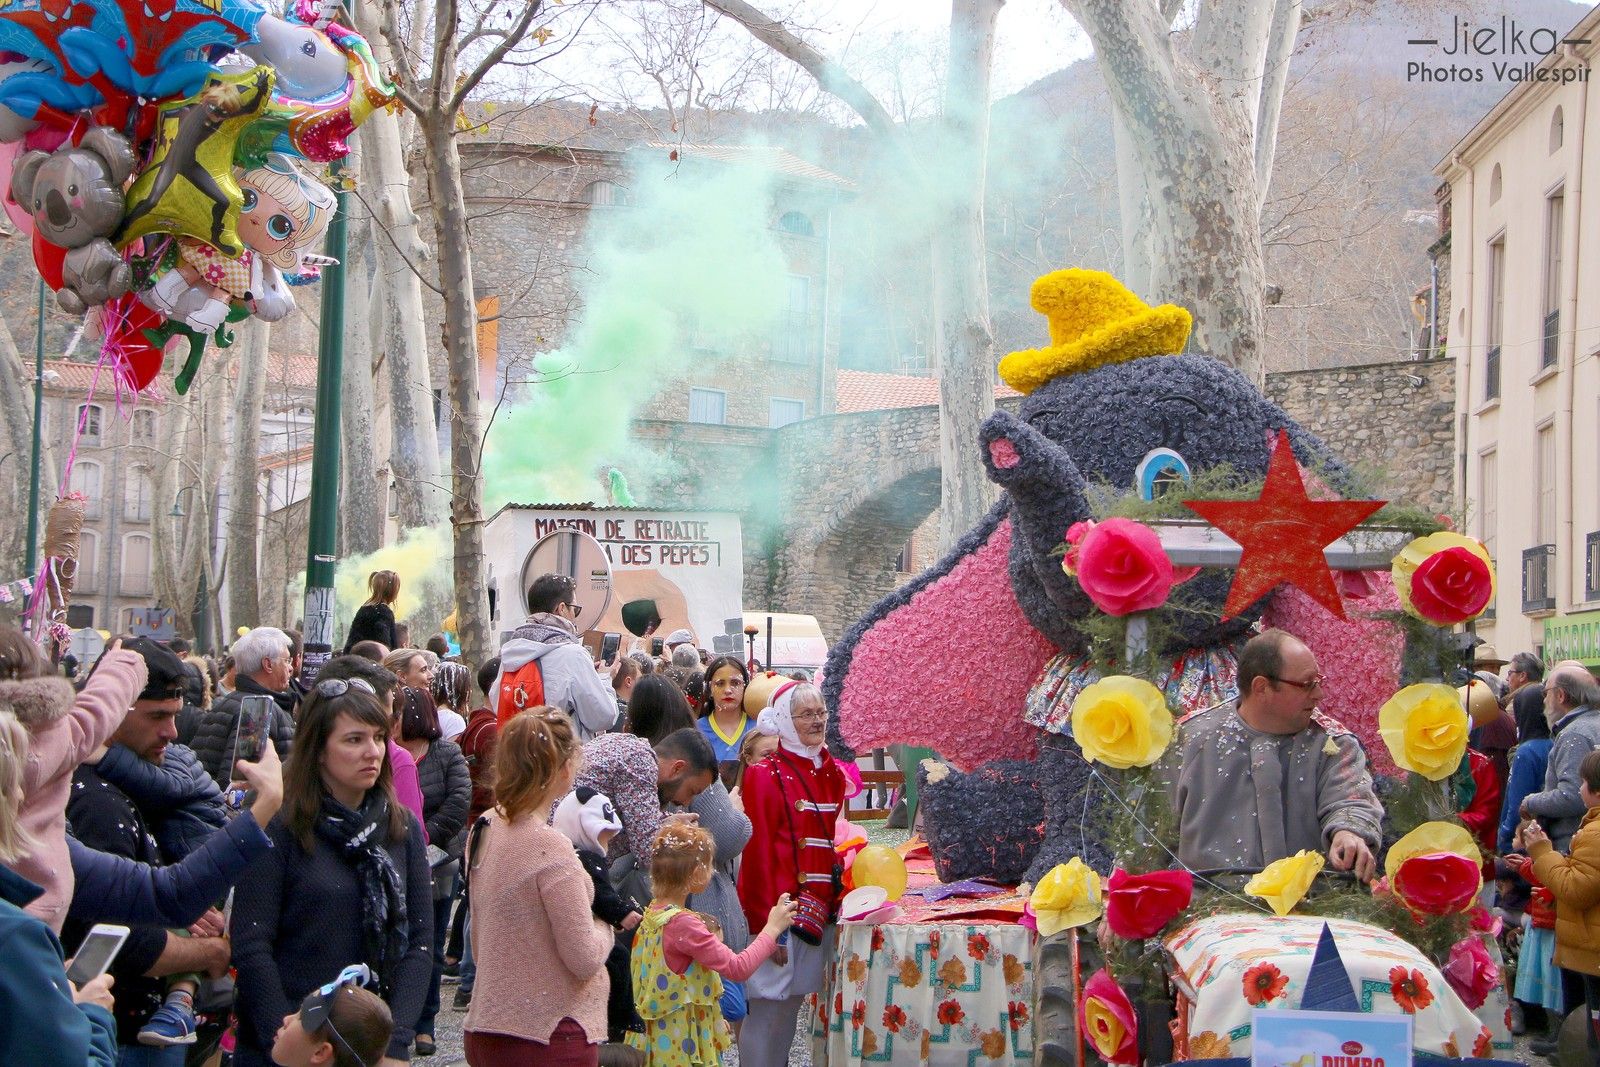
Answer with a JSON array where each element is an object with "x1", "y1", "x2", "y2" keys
[{"x1": 630, "y1": 824, "x2": 796, "y2": 1066}]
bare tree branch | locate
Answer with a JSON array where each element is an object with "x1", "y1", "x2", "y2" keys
[{"x1": 701, "y1": 0, "x2": 899, "y2": 141}]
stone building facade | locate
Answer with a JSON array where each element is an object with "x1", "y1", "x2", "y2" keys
[{"x1": 1265, "y1": 356, "x2": 1457, "y2": 517}]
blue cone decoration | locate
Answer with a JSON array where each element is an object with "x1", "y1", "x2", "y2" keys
[{"x1": 1300, "y1": 922, "x2": 1358, "y2": 1012}]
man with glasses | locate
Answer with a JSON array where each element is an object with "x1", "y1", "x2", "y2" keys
[
  {"x1": 494, "y1": 572, "x2": 620, "y2": 741},
  {"x1": 1168, "y1": 628, "x2": 1384, "y2": 880}
]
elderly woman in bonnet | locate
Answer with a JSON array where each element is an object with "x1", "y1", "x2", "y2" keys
[{"x1": 734, "y1": 681, "x2": 844, "y2": 1067}]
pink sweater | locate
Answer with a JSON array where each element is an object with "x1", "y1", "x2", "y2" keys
[
  {"x1": 464, "y1": 812, "x2": 613, "y2": 1044},
  {"x1": 5, "y1": 650, "x2": 146, "y2": 931},
  {"x1": 661, "y1": 910, "x2": 776, "y2": 980},
  {"x1": 387, "y1": 740, "x2": 427, "y2": 844}
]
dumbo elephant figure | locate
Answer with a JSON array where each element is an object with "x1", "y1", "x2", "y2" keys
[{"x1": 821, "y1": 269, "x2": 1401, "y2": 884}]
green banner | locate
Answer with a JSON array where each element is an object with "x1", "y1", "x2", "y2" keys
[{"x1": 1543, "y1": 609, "x2": 1600, "y2": 667}]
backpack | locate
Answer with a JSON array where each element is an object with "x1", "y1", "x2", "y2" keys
[{"x1": 496, "y1": 658, "x2": 546, "y2": 730}]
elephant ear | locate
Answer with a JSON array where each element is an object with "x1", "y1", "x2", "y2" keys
[{"x1": 822, "y1": 500, "x2": 1057, "y2": 772}]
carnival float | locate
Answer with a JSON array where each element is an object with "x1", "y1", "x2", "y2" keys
[{"x1": 818, "y1": 269, "x2": 1524, "y2": 1065}]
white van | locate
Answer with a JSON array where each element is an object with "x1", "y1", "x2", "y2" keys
[{"x1": 740, "y1": 612, "x2": 829, "y2": 678}]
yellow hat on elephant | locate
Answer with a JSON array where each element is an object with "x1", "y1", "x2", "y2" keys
[{"x1": 998, "y1": 269, "x2": 1192, "y2": 394}]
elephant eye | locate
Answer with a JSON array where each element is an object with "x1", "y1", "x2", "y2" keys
[
  {"x1": 1136, "y1": 448, "x2": 1192, "y2": 500},
  {"x1": 67, "y1": 184, "x2": 77, "y2": 196},
  {"x1": 267, "y1": 214, "x2": 294, "y2": 239},
  {"x1": 301, "y1": 40, "x2": 316, "y2": 56}
]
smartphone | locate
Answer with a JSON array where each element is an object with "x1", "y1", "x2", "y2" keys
[
  {"x1": 601, "y1": 632, "x2": 621, "y2": 665},
  {"x1": 66, "y1": 924, "x2": 129, "y2": 986},
  {"x1": 651, "y1": 638, "x2": 664, "y2": 657},
  {"x1": 233, "y1": 694, "x2": 274, "y2": 765}
]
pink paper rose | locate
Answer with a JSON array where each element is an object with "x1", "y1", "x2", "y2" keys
[
  {"x1": 1075, "y1": 518, "x2": 1175, "y2": 616},
  {"x1": 1443, "y1": 936, "x2": 1499, "y2": 1009}
]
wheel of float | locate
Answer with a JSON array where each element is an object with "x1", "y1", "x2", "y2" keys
[{"x1": 1033, "y1": 928, "x2": 1099, "y2": 1066}]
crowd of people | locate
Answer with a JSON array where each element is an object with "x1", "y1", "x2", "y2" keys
[{"x1": 0, "y1": 567, "x2": 843, "y2": 1067}]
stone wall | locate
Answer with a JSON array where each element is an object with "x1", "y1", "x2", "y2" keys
[{"x1": 1265, "y1": 357, "x2": 1456, "y2": 515}]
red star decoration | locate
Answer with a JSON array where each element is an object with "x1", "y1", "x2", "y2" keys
[{"x1": 1184, "y1": 430, "x2": 1385, "y2": 619}]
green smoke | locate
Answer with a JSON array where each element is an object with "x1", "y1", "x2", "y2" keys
[{"x1": 483, "y1": 152, "x2": 788, "y2": 508}]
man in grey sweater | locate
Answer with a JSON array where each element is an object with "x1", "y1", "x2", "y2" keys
[
  {"x1": 1519, "y1": 663, "x2": 1600, "y2": 850},
  {"x1": 1168, "y1": 628, "x2": 1384, "y2": 880}
]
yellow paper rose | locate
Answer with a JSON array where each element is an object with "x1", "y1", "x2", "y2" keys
[
  {"x1": 1384, "y1": 821, "x2": 1482, "y2": 882},
  {"x1": 1380, "y1": 683, "x2": 1469, "y2": 781},
  {"x1": 1392, "y1": 532, "x2": 1496, "y2": 625},
  {"x1": 1070, "y1": 676, "x2": 1174, "y2": 769},
  {"x1": 1030, "y1": 857, "x2": 1103, "y2": 936},
  {"x1": 1244, "y1": 850, "x2": 1325, "y2": 917}
]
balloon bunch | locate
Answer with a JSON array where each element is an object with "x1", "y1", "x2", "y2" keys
[{"x1": 0, "y1": 0, "x2": 394, "y2": 392}]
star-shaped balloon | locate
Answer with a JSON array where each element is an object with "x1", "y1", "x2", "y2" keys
[
  {"x1": 1184, "y1": 430, "x2": 1385, "y2": 619},
  {"x1": 117, "y1": 66, "x2": 276, "y2": 256}
]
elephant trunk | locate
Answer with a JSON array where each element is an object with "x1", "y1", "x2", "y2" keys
[{"x1": 980, "y1": 411, "x2": 1094, "y2": 617}]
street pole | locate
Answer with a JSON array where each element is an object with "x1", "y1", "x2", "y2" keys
[
  {"x1": 24, "y1": 277, "x2": 44, "y2": 582},
  {"x1": 299, "y1": 159, "x2": 348, "y2": 685}
]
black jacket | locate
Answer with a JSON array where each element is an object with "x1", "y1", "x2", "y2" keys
[
  {"x1": 415, "y1": 739, "x2": 472, "y2": 858},
  {"x1": 575, "y1": 847, "x2": 638, "y2": 928},
  {"x1": 230, "y1": 811, "x2": 432, "y2": 1065},
  {"x1": 63, "y1": 765, "x2": 173, "y2": 1045},
  {"x1": 190, "y1": 677, "x2": 296, "y2": 790},
  {"x1": 344, "y1": 604, "x2": 397, "y2": 652}
]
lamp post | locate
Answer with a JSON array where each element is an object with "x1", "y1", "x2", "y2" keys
[
  {"x1": 299, "y1": 158, "x2": 347, "y2": 685},
  {"x1": 24, "y1": 277, "x2": 45, "y2": 581},
  {"x1": 169, "y1": 487, "x2": 211, "y2": 653}
]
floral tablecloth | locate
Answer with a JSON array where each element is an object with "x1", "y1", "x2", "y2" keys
[
  {"x1": 813, "y1": 921, "x2": 1035, "y2": 1065},
  {"x1": 1163, "y1": 914, "x2": 1512, "y2": 1060}
]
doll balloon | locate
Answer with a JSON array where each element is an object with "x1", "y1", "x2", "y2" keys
[{"x1": 141, "y1": 153, "x2": 333, "y2": 331}]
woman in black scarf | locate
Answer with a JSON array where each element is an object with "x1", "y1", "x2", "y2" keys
[{"x1": 231, "y1": 679, "x2": 432, "y2": 1066}]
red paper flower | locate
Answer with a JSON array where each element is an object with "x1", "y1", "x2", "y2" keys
[
  {"x1": 936, "y1": 999, "x2": 965, "y2": 1026},
  {"x1": 1389, "y1": 966, "x2": 1435, "y2": 1013},
  {"x1": 1008, "y1": 1000, "x2": 1029, "y2": 1031},
  {"x1": 1393, "y1": 851, "x2": 1482, "y2": 915},
  {"x1": 1075, "y1": 517, "x2": 1176, "y2": 616},
  {"x1": 968, "y1": 933, "x2": 992, "y2": 961},
  {"x1": 1443, "y1": 937, "x2": 1499, "y2": 1009},
  {"x1": 882, "y1": 1005, "x2": 907, "y2": 1033},
  {"x1": 1403, "y1": 542, "x2": 1494, "y2": 625},
  {"x1": 1105, "y1": 868, "x2": 1194, "y2": 939},
  {"x1": 1061, "y1": 520, "x2": 1094, "y2": 577},
  {"x1": 1242, "y1": 962, "x2": 1289, "y2": 1006},
  {"x1": 851, "y1": 1000, "x2": 867, "y2": 1027},
  {"x1": 1079, "y1": 969, "x2": 1139, "y2": 1065}
]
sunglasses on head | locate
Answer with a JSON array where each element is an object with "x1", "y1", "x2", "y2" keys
[
  {"x1": 315, "y1": 678, "x2": 376, "y2": 699},
  {"x1": 299, "y1": 963, "x2": 371, "y2": 1061}
]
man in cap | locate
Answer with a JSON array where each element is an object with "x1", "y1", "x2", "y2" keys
[
  {"x1": 64, "y1": 638, "x2": 233, "y2": 1059},
  {"x1": 664, "y1": 629, "x2": 696, "y2": 654}
]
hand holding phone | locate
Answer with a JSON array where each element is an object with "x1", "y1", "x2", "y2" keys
[
  {"x1": 233, "y1": 695, "x2": 274, "y2": 765},
  {"x1": 601, "y1": 632, "x2": 621, "y2": 665},
  {"x1": 66, "y1": 924, "x2": 129, "y2": 986},
  {"x1": 71, "y1": 973, "x2": 115, "y2": 1012}
]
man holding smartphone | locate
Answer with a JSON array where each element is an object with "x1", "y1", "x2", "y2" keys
[
  {"x1": 64, "y1": 640, "x2": 233, "y2": 1065},
  {"x1": 191, "y1": 627, "x2": 297, "y2": 790}
]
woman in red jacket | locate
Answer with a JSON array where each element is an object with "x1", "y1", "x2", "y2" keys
[{"x1": 735, "y1": 681, "x2": 844, "y2": 1067}]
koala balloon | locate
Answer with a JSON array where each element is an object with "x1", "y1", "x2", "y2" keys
[{"x1": 11, "y1": 127, "x2": 135, "y2": 313}]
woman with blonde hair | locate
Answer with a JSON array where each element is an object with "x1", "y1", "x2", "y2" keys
[
  {"x1": 345, "y1": 571, "x2": 401, "y2": 654},
  {"x1": 464, "y1": 708, "x2": 614, "y2": 1066},
  {"x1": 0, "y1": 709, "x2": 121, "y2": 1064}
]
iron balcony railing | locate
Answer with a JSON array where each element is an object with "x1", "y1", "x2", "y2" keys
[
  {"x1": 1523, "y1": 544, "x2": 1556, "y2": 614},
  {"x1": 1586, "y1": 531, "x2": 1600, "y2": 601}
]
